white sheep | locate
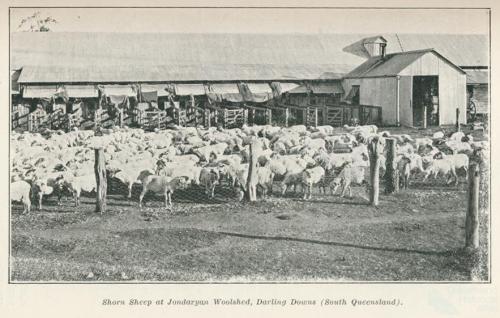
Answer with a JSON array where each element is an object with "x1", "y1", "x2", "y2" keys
[{"x1": 11, "y1": 181, "x2": 31, "y2": 214}]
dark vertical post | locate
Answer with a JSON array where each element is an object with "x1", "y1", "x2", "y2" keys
[
  {"x1": 456, "y1": 108, "x2": 461, "y2": 132},
  {"x1": 94, "y1": 148, "x2": 107, "y2": 214},
  {"x1": 246, "y1": 141, "x2": 258, "y2": 201},
  {"x1": 285, "y1": 108, "x2": 289, "y2": 127},
  {"x1": 224, "y1": 109, "x2": 228, "y2": 128},
  {"x1": 368, "y1": 137, "x2": 380, "y2": 206},
  {"x1": 465, "y1": 163, "x2": 480, "y2": 250},
  {"x1": 119, "y1": 108, "x2": 124, "y2": 128},
  {"x1": 385, "y1": 138, "x2": 399, "y2": 194}
]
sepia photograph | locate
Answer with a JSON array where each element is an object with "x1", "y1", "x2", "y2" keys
[{"x1": 8, "y1": 6, "x2": 490, "y2": 283}]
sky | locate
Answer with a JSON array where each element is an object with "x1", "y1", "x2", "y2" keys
[{"x1": 10, "y1": 7, "x2": 489, "y2": 34}]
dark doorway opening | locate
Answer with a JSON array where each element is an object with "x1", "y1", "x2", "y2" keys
[{"x1": 412, "y1": 76, "x2": 439, "y2": 127}]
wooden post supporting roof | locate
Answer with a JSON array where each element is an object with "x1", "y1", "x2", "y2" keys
[
  {"x1": 243, "y1": 109, "x2": 248, "y2": 125},
  {"x1": 205, "y1": 108, "x2": 211, "y2": 128},
  {"x1": 223, "y1": 109, "x2": 228, "y2": 128}
]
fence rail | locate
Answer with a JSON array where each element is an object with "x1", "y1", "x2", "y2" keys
[
  {"x1": 135, "y1": 110, "x2": 168, "y2": 131},
  {"x1": 12, "y1": 101, "x2": 383, "y2": 133}
]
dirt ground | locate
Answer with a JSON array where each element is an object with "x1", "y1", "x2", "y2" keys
[{"x1": 10, "y1": 126, "x2": 490, "y2": 282}]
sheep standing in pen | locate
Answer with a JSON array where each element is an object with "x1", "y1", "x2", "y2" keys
[
  {"x1": 301, "y1": 166, "x2": 325, "y2": 200},
  {"x1": 329, "y1": 162, "x2": 369, "y2": 199},
  {"x1": 139, "y1": 176, "x2": 191, "y2": 210},
  {"x1": 397, "y1": 156, "x2": 412, "y2": 190},
  {"x1": 11, "y1": 180, "x2": 31, "y2": 214}
]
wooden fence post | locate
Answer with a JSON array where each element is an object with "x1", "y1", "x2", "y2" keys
[
  {"x1": 285, "y1": 108, "x2": 289, "y2": 127},
  {"x1": 205, "y1": 109, "x2": 210, "y2": 128},
  {"x1": 304, "y1": 108, "x2": 309, "y2": 126},
  {"x1": 423, "y1": 106, "x2": 427, "y2": 129},
  {"x1": 368, "y1": 137, "x2": 380, "y2": 206},
  {"x1": 266, "y1": 109, "x2": 272, "y2": 125},
  {"x1": 243, "y1": 109, "x2": 248, "y2": 125},
  {"x1": 28, "y1": 114, "x2": 33, "y2": 132},
  {"x1": 214, "y1": 109, "x2": 219, "y2": 126},
  {"x1": 224, "y1": 109, "x2": 228, "y2": 129},
  {"x1": 246, "y1": 141, "x2": 258, "y2": 201},
  {"x1": 465, "y1": 163, "x2": 480, "y2": 250},
  {"x1": 94, "y1": 148, "x2": 107, "y2": 214},
  {"x1": 456, "y1": 108, "x2": 461, "y2": 132},
  {"x1": 384, "y1": 138, "x2": 399, "y2": 194},
  {"x1": 119, "y1": 108, "x2": 124, "y2": 128},
  {"x1": 323, "y1": 106, "x2": 328, "y2": 125},
  {"x1": 314, "y1": 107, "x2": 318, "y2": 128},
  {"x1": 176, "y1": 109, "x2": 181, "y2": 126}
]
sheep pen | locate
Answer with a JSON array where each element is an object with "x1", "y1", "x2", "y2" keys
[{"x1": 10, "y1": 124, "x2": 489, "y2": 282}]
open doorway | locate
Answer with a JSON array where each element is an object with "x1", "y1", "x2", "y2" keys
[{"x1": 412, "y1": 76, "x2": 439, "y2": 127}]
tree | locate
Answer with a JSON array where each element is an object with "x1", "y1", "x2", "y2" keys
[{"x1": 17, "y1": 11, "x2": 57, "y2": 32}]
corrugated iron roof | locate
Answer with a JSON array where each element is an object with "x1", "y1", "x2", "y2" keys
[
  {"x1": 342, "y1": 34, "x2": 487, "y2": 67},
  {"x1": 247, "y1": 83, "x2": 272, "y2": 94},
  {"x1": 11, "y1": 70, "x2": 21, "y2": 94},
  {"x1": 345, "y1": 50, "x2": 428, "y2": 78},
  {"x1": 17, "y1": 64, "x2": 350, "y2": 83},
  {"x1": 279, "y1": 83, "x2": 300, "y2": 93},
  {"x1": 465, "y1": 69, "x2": 488, "y2": 84},
  {"x1": 287, "y1": 82, "x2": 343, "y2": 94},
  {"x1": 23, "y1": 85, "x2": 58, "y2": 98},
  {"x1": 65, "y1": 85, "x2": 99, "y2": 98},
  {"x1": 395, "y1": 34, "x2": 488, "y2": 67},
  {"x1": 209, "y1": 83, "x2": 240, "y2": 94},
  {"x1": 310, "y1": 82, "x2": 344, "y2": 94},
  {"x1": 11, "y1": 32, "x2": 367, "y2": 71},
  {"x1": 101, "y1": 85, "x2": 137, "y2": 97},
  {"x1": 344, "y1": 49, "x2": 465, "y2": 78},
  {"x1": 11, "y1": 32, "x2": 488, "y2": 83},
  {"x1": 174, "y1": 84, "x2": 206, "y2": 96},
  {"x1": 140, "y1": 84, "x2": 171, "y2": 96}
]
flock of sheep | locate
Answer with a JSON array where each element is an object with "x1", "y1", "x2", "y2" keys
[{"x1": 11, "y1": 122, "x2": 489, "y2": 214}]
